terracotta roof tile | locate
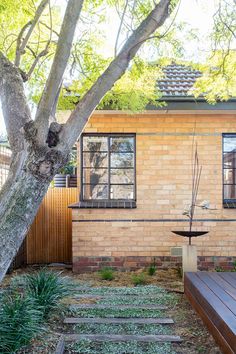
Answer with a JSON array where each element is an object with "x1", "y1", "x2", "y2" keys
[{"x1": 158, "y1": 63, "x2": 201, "y2": 97}]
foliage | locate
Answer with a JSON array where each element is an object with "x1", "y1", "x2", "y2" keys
[
  {"x1": 77, "y1": 285, "x2": 167, "y2": 295},
  {"x1": 59, "y1": 150, "x2": 77, "y2": 175},
  {"x1": 24, "y1": 269, "x2": 72, "y2": 319},
  {"x1": 99, "y1": 267, "x2": 115, "y2": 281},
  {"x1": 68, "y1": 340, "x2": 176, "y2": 354},
  {"x1": 74, "y1": 322, "x2": 170, "y2": 335},
  {"x1": 192, "y1": 0, "x2": 236, "y2": 103},
  {"x1": 147, "y1": 258, "x2": 157, "y2": 276},
  {"x1": 131, "y1": 272, "x2": 147, "y2": 286},
  {"x1": 192, "y1": 51, "x2": 236, "y2": 103},
  {"x1": 0, "y1": 292, "x2": 42, "y2": 353},
  {"x1": 70, "y1": 306, "x2": 164, "y2": 318}
]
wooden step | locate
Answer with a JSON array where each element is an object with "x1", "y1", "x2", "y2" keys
[
  {"x1": 64, "y1": 317, "x2": 174, "y2": 324},
  {"x1": 63, "y1": 333, "x2": 182, "y2": 343},
  {"x1": 69, "y1": 304, "x2": 167, "y2": 310},
  {"x1": 55, "y1": 337, "x2": 65, "y2": 354}
]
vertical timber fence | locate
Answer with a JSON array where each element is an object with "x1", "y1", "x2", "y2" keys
[
  {"x1": 26, "y1": 188, "x2": 77, "y2": 265},
  {"x1": 0, "y1": 143, "x2": 78, "y2": 268}
]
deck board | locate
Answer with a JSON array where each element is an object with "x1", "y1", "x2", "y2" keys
[{"x1": 185, "y1": 272, "x2": 236, "y2": 354}]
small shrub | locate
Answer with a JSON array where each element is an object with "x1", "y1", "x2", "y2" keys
[
  {"x1": 99, "y1": 267, "x2": 114, "y2": 281},
  {"x1": 25, "y1": 269, "x2": 72, "y2": 319},
  {"x1": 131, "y1": 273, "x2": 147, "y2": 286},
  {"x1": 0, "y1": 292, "x2": 42, "y2": 353},
  {"x1": 147, "y1": 258, "x2": 156, "y2": 276},
  {"x1": 215, "y1": 266, "x2": 223, "y2": 272}
]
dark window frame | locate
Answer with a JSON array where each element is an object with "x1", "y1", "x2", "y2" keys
[
  {"x1": 80, "y1": 133, "x2": 136, "y2": 202},
  {"x1": 222, "y1": 133, "x2": 236, "y2": 207}
]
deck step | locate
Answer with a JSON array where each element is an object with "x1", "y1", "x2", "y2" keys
[
  {"x1": 63, "y1": 333, "x2": 182, "y2": 343},
  {"x1": 69, "y1": 304, "x2": 167, "y2": 310},
  {"x1": 64, "y1": 317, "x2": 174, "y2": 324}
]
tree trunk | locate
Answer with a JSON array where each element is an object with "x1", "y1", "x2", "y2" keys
[
  {"x1": 0, "y1": 144, "x2": 68, "y2": 282},
  {"x1": 0, "y1": 169, "x2": 50, "y2": 282}
]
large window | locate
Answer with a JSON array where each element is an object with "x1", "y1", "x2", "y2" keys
[
  {"x1": 223, "y1": 134, "x2": 236, "y2": 204},
  {"x1": 81, "y1": 134, "x2": 136, "y2": 201}
]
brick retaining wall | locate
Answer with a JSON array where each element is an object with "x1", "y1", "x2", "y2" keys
[{"x1": 73, "y1": 256, "x2": 236, "y2": 273}]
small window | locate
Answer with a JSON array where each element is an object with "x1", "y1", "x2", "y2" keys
[
  {"x1": 81, "y1": 134, "x2": 136, "y2": 201},
  {"x1": 223, "y1": 134, "x2": 236, "y2": 207}
]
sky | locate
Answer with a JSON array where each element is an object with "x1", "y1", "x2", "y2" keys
[{"x1": 0, "y1": 0, "x2": 221, "y2": 136}]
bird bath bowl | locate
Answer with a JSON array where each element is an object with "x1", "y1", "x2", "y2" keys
[
  {"x1": 171, "y1": 231, "x2": 209, "y2": 275},
  {"x1": 171, "y1": 231, "x2": 209, "y2": 245}
]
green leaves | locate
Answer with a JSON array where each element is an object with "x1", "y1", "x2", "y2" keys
[
  {"x1": 0, "y1": 292, "x2": 42, "y2": 353},
  {"x1": 24, "y1": 269, "x2": 73, "y2": 319}
]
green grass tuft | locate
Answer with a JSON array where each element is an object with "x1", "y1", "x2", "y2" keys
[
  {"x1": 99, "y1": 267, "x2": 115, "y2": 281},
  {"x1": 131, "y1": 273, "x2": 147, "y2": 286},
  {"x1": 0, "y1": 292, "x2": 42, "y2": 353},
  {"x1": 24, "y1": 268, "x2": 72, "y2": 319}
]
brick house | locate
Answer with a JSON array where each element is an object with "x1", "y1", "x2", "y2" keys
[{"x1": 62, "y1": 64, "x2": 236, "y2": 272}]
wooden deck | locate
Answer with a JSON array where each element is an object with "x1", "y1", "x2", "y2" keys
[{"x1": 185, "y1": 272, "x2": 236, "y2": 354}]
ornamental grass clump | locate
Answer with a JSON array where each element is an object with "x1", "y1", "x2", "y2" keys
[
  {"x1": 147, "y1": 258, "x2": 157, "y2": 276},
  {"x1": 0, "y1": 292, "x2": 42, "y2": 353},
  {"x1": 24, "y1": 269, "x2": 72, "y2": 319},
  {"x1": 99, "y1": 267, "x2": 115, "y2": 281},
  {"x1": 131, "y1": 272, "x2": 147, "y2": 286}
]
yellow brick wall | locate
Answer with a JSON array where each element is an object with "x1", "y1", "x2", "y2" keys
[{"x1": 72, "y1": 112, "x2": 236, "y2": 261}]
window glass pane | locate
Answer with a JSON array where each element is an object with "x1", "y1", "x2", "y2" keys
[
  {"x1": 83, "y1": 168, "x2": 108, "y2": 184},
  {"x1": 110, "y1": 185, "x2": 134, "y2": 199},
  {"x1": 224, "y1": 169, "x2": 236, "y2": 184},
  {"x1": 110, "y1": 137, "x2": 134, "y2": 152},
  {"x1": 83, "y1": 184, "x2": 108, "y2": 199},
  {"x1": 224, "y1": 153, "x2": 236, "y2": 168},
  {"x1": 223, "y1": 136, "x2": 236, "y2": 152},
  {"x1": 224, "y1": 185, "x2": 236, "y2": 199},
  {"x1": 83, "y1": 152, "x2": 108, "y2": 168},
  {"x1": 83, "y1": 136, "x2": 107, "y2": 151},
  {"x1": 110, "y1": 169, "x2": 134, "y2": 184},
  {"x1": 110, "y1": 152, "x2": 134, "y2": 168}
]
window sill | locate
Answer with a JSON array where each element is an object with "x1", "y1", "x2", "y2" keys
[
  {"x1": 223, "y1": 200, "x2": 236, "y2": 208},
  {"x1": 68, "y1": 200, "x2": 136, "y2": 209}
]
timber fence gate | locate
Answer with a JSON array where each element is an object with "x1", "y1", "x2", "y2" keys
[{"x1": 26, "y1": 188, "x2": 77, "y2": 264}]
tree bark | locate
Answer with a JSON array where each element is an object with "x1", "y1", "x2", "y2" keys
[{"x1": 0, "y1": 170, "x2": 50, "y2": 281}]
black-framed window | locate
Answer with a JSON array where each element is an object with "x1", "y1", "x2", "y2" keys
[
  {"x1": 223, "y1": 134, "x2": 236, "y2": 204},
  {"x1": 81, "y1": 134, "x2": 136, "y2": 201}
]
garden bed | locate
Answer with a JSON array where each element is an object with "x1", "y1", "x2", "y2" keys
[{"x1": 0, "y1": 268, "x2": 222, "y2": 353}]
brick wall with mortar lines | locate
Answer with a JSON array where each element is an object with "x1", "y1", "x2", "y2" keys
[{"x1": 72, "y1": 112, "x2": 236, "y2": 271}]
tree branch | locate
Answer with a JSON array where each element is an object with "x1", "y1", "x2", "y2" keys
[
  {"x1": 0, "y1": 52, "x2": 31, "y2": 153},
  {"x1": 27, "y1": 41, "x2": 50, "y2": 79},
  {"x1": 15, "y1": 0, "x2": 49, "y2": 67},
  {"x1": 34, "y1": 0, "x2": 84, "y2": 144},
  {"x1": 60, "y1": 0, "x2": 174, "y2": 148},
  {"x1": 115, "y1": 0, "x2": 129, "y2": 57}
]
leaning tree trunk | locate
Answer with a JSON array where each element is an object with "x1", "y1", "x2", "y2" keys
[
  {"x1": 0, "y1": 145, "x2": 68, "y2": 282},
  {"x1": 0, "y1": 172, "x2": 50, "y2": 281}
]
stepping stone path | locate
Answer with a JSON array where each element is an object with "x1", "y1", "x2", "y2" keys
[{"x1": 55, "y1": 285, "x2": 182, "y2": 354}]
